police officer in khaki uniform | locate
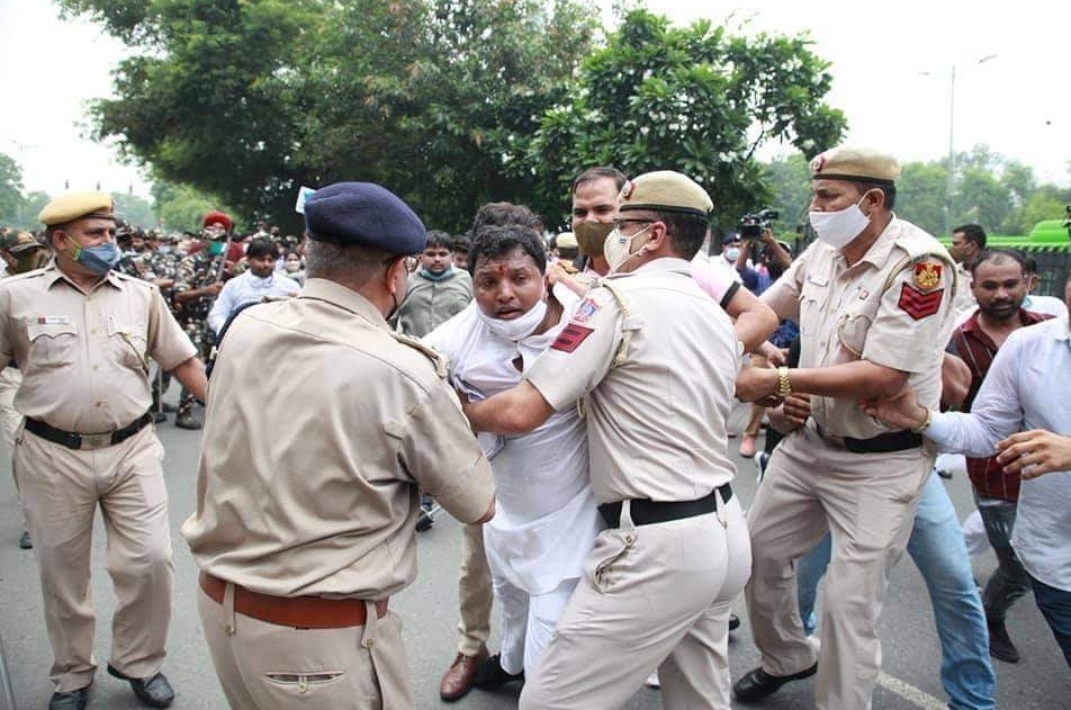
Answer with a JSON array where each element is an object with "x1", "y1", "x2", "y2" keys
[
  {"x1": 181, "y1": 182, "x2": 496, "y2": 710},
  {"x1": 0, "y1": 192, "x2": 208, "y2": 710},
  {"x1": 0, "y1": 230, "x2": 50, "y2": 550},
  {"x1": 732, "y1": 146, "x2": 958, "y2": 709},
  {"x1": 463, "y1": 171, "x2": 751, "y2": 709}
]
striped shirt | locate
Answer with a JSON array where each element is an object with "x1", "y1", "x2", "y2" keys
[{"x1": 948, "y1": 308, "x2": 1051, "y2": 500}]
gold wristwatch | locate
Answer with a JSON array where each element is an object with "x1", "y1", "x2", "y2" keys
[{"x1": 776, "y1": 366, "x2": 792, "y2": 397}]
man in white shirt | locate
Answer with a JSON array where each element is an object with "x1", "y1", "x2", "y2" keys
[
  {"x1": 865, "y1": 265, "x2": 1071, "y2": 669},
  {"x1": 425, "y1": 223, "x2": 600, "y2": 691},
  {"x1": 207, "y1": 237, "x2": 300, "y2": 334}
]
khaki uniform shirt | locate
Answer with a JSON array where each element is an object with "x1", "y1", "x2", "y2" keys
[
  {"x1": 761, "y1": 217, "x2": 957, "y2": 440},
  {"x1": 0, "y1": 263, "x2": 196, "y2": 432},
  {"x1": 528, "y1": 258, "x2": 740, "y2": 504},
  {"x1": 182, "y1": 278, "x2": 495, "y2": 599}
]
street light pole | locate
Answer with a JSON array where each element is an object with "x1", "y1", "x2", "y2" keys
[{"x1": 943, "y1": 54, "x2": 997, "y2": 237}]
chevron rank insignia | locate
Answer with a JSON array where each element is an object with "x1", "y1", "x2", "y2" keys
[
  {"x1": 898, "y1": 282, "x2": 944, "y2": 320},
  {"x1": 550, "y1": 324, "x2": 594, "y2": 353}
]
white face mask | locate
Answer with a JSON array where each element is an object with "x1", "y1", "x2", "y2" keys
[
  {"x1": 476, "y1": 297, "x2": 548, "y2": 342},
  {"x1": 809, "y1": 193, "x2": 873, "y2": 248},
  {"x1": 724, "y1": 247, "x2": 741, "y2": 262},
  {"x1": 603, "y1": 224, "x2": 652, "y2": 273}
]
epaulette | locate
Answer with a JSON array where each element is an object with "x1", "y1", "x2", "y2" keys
[{"x1": 388, "y1": 331, "x2": 450, "y2": 379}]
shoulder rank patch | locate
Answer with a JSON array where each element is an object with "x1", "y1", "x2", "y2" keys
[
  {"x1": 550, "y1": 323, "x2": 594, "y2": 353},
  {"x1": 570, "y1": 296, "x2": 602, "y2": 324},
  {"x1": 913, "y1": 260, "x2": 943, "y2": 292},
  {"x1": 898, "y1": 283, "x2": 944, "y2": 320}
]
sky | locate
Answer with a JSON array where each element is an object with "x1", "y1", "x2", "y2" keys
[{"x1": 1, "y1": 0, "x2": 1069, "y2": 202}]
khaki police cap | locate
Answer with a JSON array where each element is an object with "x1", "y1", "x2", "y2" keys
[
  {"x1": 556, "y1": 232, "x2": 578, "y2": 249},
  {"x1": 809, "y1": 146, "x2": 900, "y2": 186},
  {"x1": 1, "y1": 230, "x2": 44, "y2": 253},
  {"x1": 618, "y1": 170, "x2": 713, "y2": 217},
  {"x1": 38, "y1": 191, "x2": 116, "y2": 227}
]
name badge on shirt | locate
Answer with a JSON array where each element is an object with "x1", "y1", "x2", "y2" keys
[
  {"x1": 805, "y1": 274, "x2": 828, "y2": 287},
  {"x1": 37, "y1": 316, "x2": 72, "y2": 325}
]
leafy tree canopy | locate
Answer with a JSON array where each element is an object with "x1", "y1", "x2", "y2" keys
[
  {"x1": 57, "y1": 0, "x2": 600, "y2": 233},
  {"x1": 508, "y1": 9, "x2": 847, "y2": 234}
]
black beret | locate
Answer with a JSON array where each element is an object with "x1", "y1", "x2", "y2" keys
[{"x1": 304, "y1": 182, "x2": 426, "y2": 255}]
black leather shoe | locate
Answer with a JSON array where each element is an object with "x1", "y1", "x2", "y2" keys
[
  {"x1": 729, "y1": 613, "x2": 741, "y2": 631},
  {"x1": 108, "y1": 665, "x2": 175, "y2": 708},
  {"x1": 49, "y1": 686, "x2": 89, "y2": 710},
  {"x1": 174, "y1": 413, "x2": 202, "y2": 430},
  {"x1": 472, "y1": 653, "x2": 524, "y2": 690},
  {"x1": 19, "y1": 530, "x2": 32, "y2": 549},
  {"x1": 733, "y1": 663, "x2": 818, "y2": 702},
  {"x1": 987, "y1": 620, "x2": 1021, "y2": 663}
]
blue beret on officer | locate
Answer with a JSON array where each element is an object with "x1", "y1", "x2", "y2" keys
[{"x1": 303, "y1": 182, "x2": 426, "y2": 255}]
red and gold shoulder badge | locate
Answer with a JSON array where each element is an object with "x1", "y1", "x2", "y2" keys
[{"x1": 897, "y1": 258, "x2": 945, "y2": 320}]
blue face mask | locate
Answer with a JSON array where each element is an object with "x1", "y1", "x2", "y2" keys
[{"x1": 71, "y1": 240, "x2": 121, "y2": 275}]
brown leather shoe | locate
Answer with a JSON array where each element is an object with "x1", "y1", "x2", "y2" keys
[{"x1": 439, "y1": 648, "x2": 489, "y2": 702}]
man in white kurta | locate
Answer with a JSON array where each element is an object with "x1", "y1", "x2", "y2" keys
[{"x1": 425, "y1": 226, "x2": 601, "y2": 681}]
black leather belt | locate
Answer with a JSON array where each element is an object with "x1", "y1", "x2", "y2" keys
[
  {"x1": 842, "y1": 429, "x2": 922, "y2": 454},
  {"x1": 24, "y1": 411, "x2": 154, "y2": 451},
  {"x1": 598, "y1": 484, "x2": 733, "y2": 529}
]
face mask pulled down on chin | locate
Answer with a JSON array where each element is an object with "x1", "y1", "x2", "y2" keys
[
  {"x1": 808, "y1": 192, "x2": 874, "y2": 249},
  {"x1": 477, "y1": 298, "x2": 548, "y2": 342},
  {"x1": 603, "y1": 224, "x2": 652, "y2": 273}
]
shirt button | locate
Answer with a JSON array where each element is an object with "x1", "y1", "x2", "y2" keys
[
  {"x1": 95, "y1": 401, "x2": 103, "y2": 407},
  {"x1": 364, "y1": 638, "x2": 375, "y2": 649}
]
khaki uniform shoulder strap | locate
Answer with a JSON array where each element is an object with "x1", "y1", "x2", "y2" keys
[
  {"x1": 388, "y1": 331, "x2": 450, "y2": 379},
  {"x1": 599, "y1": 277, "x2": 643, "y2": 368}
]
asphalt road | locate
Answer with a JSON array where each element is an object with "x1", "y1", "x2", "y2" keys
[{"x1": 1, "y1": 402, "x2": 1068, "y2": 710}]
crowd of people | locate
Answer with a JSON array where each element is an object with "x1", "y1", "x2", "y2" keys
[{"x1": 0, "y1": 142, "x2": 1068, "y2": 710}]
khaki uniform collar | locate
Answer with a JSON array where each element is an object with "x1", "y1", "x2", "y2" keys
[
  {"x1": 42, "y1": 260, "x2": 123, "y2": 292},
  {"x1": 300, "y1": 277, "x2": 389, "y2": 329}
]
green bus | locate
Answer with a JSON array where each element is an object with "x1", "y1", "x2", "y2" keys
[{"x1": 937, "y1": 215, "x2": 1071, "y2": 298}]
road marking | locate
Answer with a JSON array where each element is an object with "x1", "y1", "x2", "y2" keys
[{"x1": 877, "y1": 671, "x2": 946, "y2": 710}]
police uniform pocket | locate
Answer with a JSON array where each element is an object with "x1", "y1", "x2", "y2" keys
[
  {"x1": 589, "y1": 532, "x2": 633, "y2": 593},
  {"x1": 262, "y1": 671, "x2": 347, "y2": 698},
  {"x1": 26, "y1": 323, "x2": 78, "y2": 368},
  {"x1": 834, "y1": 311, "x2": 872, "y2": 363},
  {"x1": 108, "y1": 320, "x2": 149, "y2": 373}
]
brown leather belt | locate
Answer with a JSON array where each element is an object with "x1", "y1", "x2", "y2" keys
[{"x1": 199, "y1": 571, "x2": 388, "y2": 629}]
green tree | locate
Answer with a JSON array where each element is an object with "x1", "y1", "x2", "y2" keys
[
  {"x1": 510, "y1": 9, "x2": 847, "y2": 233},
  {"x1": 761, "y1": 154, "x2": 812, "y2": 238},
  {"x1": 19, "y1": 192, "x2": 52, "y2": 231},
  {"x1": 0, "y1": 153, "x2": 26, "y2": 227},
  {"x1": 112, "y1": 192, "x2": 156, "y2": 229},
  {"x1": 893, "y1": 161, "x2": 947, "y2": 236},
  {"x1": 58, "y1": 0, "x2": 598, "y2": 233},
  {"x1": 151, "y1": 180, "x2": 235, "y2": 234}
]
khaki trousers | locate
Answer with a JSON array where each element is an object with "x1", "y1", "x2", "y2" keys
[
  {"x1": 0, "y1": 367, "x2": 26, "y2": 530},
  {"x1": 520, "y1": 496, "x2": 751, "y2": 710},
  {"x1": 455, "y1": 522, "x2": 493, "y2": 656},
  {"x1": 13, "y1": 425, "x2": 174, "y2": 692},
  {"x1": 198, "y1": 587, "x2": 412, "y2": 710},
  {"x1": 744, "y1": 421, "x2": 931, "y2": 710}
]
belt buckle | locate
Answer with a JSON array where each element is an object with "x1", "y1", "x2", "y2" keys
[{"x1": 79, "y1": 432, "x2": 113, "y2": 450}]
